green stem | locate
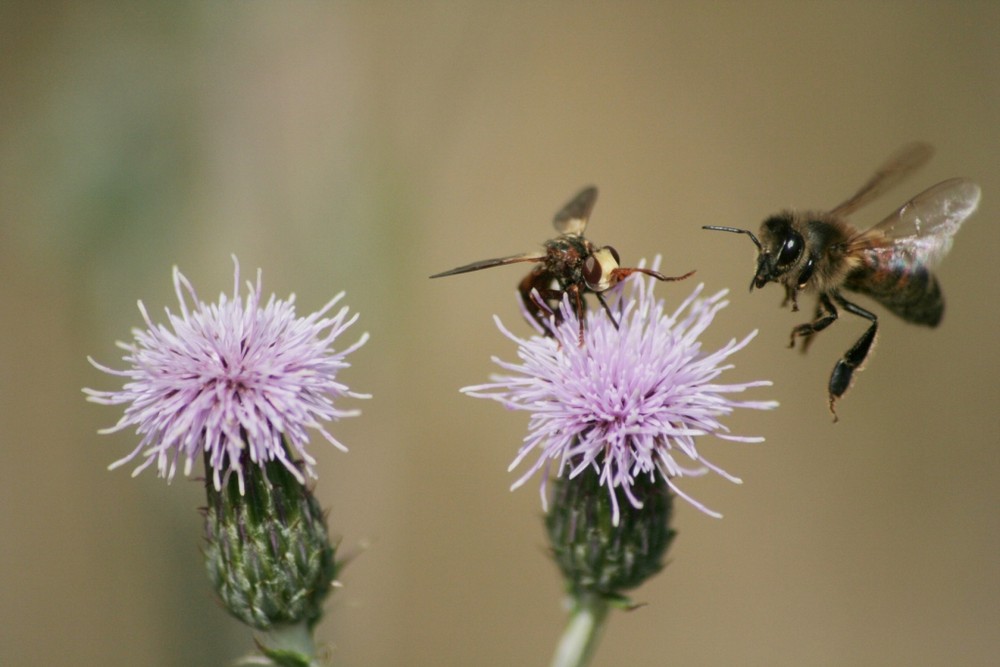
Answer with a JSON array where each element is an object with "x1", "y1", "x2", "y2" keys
[
  {"x1": 254, "y1": 621, "x2": 319, "y2": 667},
  {"x1": 549, "y1": 595, "x2": 611, "y2": 667}
]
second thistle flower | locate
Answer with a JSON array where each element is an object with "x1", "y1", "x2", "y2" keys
[{"x1": 463, "y1": 258, "x2": 778, "y2": 526}]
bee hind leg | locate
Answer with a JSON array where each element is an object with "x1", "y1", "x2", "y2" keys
[
  {"x1": 789, "y1": 293, "x2": 838, "y2": 350},
  {"x1": 827, "y1": 294, "x2": 878, "y2": 422}
]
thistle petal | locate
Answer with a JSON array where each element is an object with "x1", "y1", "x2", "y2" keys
[
  {"x1": 85, "y1": 257, "x2": 368, "y2": 489},
  {"x1": 462, "y1": 256, "x2": 778, "y2": 524}
]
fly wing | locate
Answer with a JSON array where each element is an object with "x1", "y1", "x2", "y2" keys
[
  {"x1": 844, "y1": 177, "x2": 980, "y2": 268},
  {"x1": 429, "y1": 253, "x2": 544, "y2": 279},
  {"x1": 829, "y1": 142, "x2": 935, "y2": 218},
  {"x1": 552, "y1": 185, "x2": 598, "y2": 236}
]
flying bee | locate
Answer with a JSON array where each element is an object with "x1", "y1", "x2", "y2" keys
[
  {"x1": 431, "y1": 185, "x2": 694, "y2": 343},
  {"x1": 704, "y1": 142, "x2": 980, "y2": 419}
]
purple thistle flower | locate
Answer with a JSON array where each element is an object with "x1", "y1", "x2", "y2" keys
[
  {"x1": 462, "y1": 257, "x2": 777, "y2": 525},
  {"x1": 85, "y1": 257, "x2": 369, "y2": 493}
]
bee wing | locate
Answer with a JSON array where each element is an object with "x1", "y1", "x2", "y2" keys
[
  {"x1": 429, "y1": 253, "x2": 544, "y2": 278},
  {"x1": 829, "y1": 142, "x2": 935, "y2": 218},
  {"x1": 845, "y1": 177, "x2": 981, "y2": 267},
  {"x1": 552, "y1": 185, "x2": 598, "y2": 236}
]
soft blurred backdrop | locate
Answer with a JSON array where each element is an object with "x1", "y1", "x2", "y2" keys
[{"x1": 2, "y1": 2, "x2": 998, "y2": 665}]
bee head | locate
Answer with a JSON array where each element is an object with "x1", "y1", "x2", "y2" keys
[
  {"x1": 583, "y1": 245, "x2": 621, "y2": 292},
  {"x1": 753, "y1": 214, "x2": 805, "y2": 290}
]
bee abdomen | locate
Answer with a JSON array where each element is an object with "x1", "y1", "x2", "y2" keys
[{"x1": 846, "y1": 264, "x2": 943, "y2": 327}]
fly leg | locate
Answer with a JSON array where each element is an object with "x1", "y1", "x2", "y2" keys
[
  {"x1": 789, "y1": 292, "x2": 838, "y2": 350},
  {"x1": 827, "y1": 293, "x2": 878, "y2": 421},
  {"x1": 518, "y1": 268, "x2": 564, "y2": 332},
  {"x1": 567, "y1": 283, "x2": 586, "y2": 345},
  {"x1": 595, "y1": 291, "x2": 619, "y2": 330},
  {"x1": 518, "y1": 269, "x2": 587, "y2": 344},
  {"x1": 598, "y1": 268, "x2": 693, "y2": 332}
]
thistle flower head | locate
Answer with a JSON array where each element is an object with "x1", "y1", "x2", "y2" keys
[
  {"x1": 85, "y1": 257, "x2": 369, "y2": 492},
  {"x1": 463, "y1": 257, "x2": 777, "y2": 525}
]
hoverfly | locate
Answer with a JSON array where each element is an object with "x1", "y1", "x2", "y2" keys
[
  {"x1": 431, "y1": 186, "x2": 694, "y2": 343},
  {"x1": 704, "y1": 142, "x2": 980, "y2": 419}
]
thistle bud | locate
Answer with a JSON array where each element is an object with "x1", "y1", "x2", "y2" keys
[
  {"x1": 203, "y1": 453, "x2": 338, "y2": 631},
  {"x1": 546, "y1": 468, "x2": 675, "y2": 602}
]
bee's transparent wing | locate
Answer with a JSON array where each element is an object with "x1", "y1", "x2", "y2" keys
[
  {"x1": 553, "y1": 185, "x2": 598, "y2": 236},
  {"x1": 845, "y1": 177, "x2": 980, "y2": 268},
  {"x1": 830, "y1": 142, "x2": 934, "y2": 218}
]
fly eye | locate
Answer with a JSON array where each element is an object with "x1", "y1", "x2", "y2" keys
[
  {"x1": 583, "y1": 255, "x2": 604, "y2": 289},
  {"x1": 776, "y1": 233, "x2": 803, "y2": 268},
  {"x1": 584, "y1": 247, "x2": 621, "y2": 291},
  {"x1": 606, "y1": 245, "x2": 621, "y2": 264}
]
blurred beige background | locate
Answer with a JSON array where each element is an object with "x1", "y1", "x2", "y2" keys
[{"x1": 2, "y1": 2, "x2": 998, "y2": 665}]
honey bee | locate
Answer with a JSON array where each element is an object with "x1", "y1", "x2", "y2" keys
[
  {"x1": 704, "y1": 142, "x2": 980, "y2": 419},
  {"x1": 431, "y1": 186, "x2": 694, "y2": 343}
]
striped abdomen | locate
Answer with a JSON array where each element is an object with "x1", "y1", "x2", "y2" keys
[{"x1": 844, "y1": 254, "x2": 943, "y2": 327}]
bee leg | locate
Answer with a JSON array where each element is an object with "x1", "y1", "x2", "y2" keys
[
  {"x1": 788, "y1": 293, "x2": 838, "y2": 350},
  {"x1": 781, "y1": 284, "x2": 800, "y2": 312},
  {"x1": 799, "y1": 298, "x2": 827, "y2": 354},
  {"x1": 827, "y1": 294, "x2": 878, "y2": 422}
]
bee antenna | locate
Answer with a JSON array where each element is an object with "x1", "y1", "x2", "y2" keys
[{"x1": 702, "y1": 225, "x2": 763, "y2": 252}]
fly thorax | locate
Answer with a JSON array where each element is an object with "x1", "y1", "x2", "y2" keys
[{"x1": 545, "y1": 236, "x2": 585, "y2": 277}]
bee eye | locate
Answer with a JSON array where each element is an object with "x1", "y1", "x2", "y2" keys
[{"x1": 776, "y1": 233, "x2": 803, "y2": 268}]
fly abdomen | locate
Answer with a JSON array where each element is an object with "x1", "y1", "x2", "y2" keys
[{"x1": 845, "y1": 262, "x2": 943, "y2": 327}]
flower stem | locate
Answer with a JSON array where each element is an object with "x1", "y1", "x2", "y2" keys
[
  {"x1": 550, "y1": 594, "x2": 610, "y2": 667},
  {"x1": 254, "y1": 621, "x2": 318, "y2": 667}
]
